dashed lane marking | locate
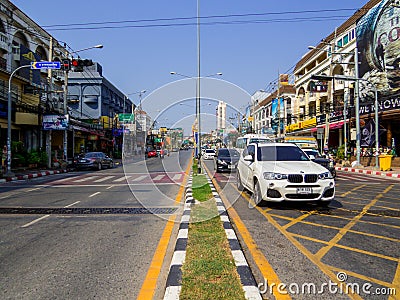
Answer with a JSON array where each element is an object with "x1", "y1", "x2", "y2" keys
[
  {"x1": 93, "y1": 176, "x2": 115, "y2": 182},
  {"x1": 113, "y1": 176, "x2": 131, "y2": 182},
  {"x1": 153, "y1": 174, "x2": 165, "y2": 181},
  {"x1": 132, "y1": 175, "x2": 147, "y2": 182}
]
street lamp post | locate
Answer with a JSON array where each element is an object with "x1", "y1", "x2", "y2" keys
[
  {"x1": 170, "y1": 71, "x2": 222, "y2": 172},
  {"x1": 5, "y1": 64, "x2": 32, "y2": 176}
]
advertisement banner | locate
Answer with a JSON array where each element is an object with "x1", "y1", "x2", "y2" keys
[
  {"x1": 356, "y1": 0, "x2": 400, "y2": 102},
  {"x1": 19, "y1": 44, "x2": 41, "y2": 86},
  {"x1": 42, "y1": 114, "x2": 69, "y2": 130},
  {"x1": 271, "y1": 98, "x2": 284, "y2": 133}
]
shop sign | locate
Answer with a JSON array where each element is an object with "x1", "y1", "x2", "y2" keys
[
  {"x1": 88, "y1": 135, "x2": 98, "y2": 141},
  {"x1": 42, "y1": 114, "x2": 69, "y2": 130},
  {"x1": 301, "y1": 117, "x2": 316, "y2": 129}
]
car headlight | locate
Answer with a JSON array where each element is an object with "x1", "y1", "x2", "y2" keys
[
  {"x1": 263, "y1": 172, "x2": 288, "y2": 180},
  {"x1": 318, "y1": 172, "x2": 333, "y2": 180},
  {"x1": 217, "y1": 159, "x2": 227, "y2": 165}
]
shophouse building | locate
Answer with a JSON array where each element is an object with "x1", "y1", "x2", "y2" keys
[{"x1": 292, "y1": 0, "x2": 400, "y2": 163}]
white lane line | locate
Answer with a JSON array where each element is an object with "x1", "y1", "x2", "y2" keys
[
  {"x1": 93, "y1": 176, "x2": 114, "y2": 182},
  {"x1": 153, "y1": 175, "x2": 165, "y2": 181},
  {"x1": 113, "y1": 176, "x2": 131, "y2": 182},
  {"x1": 106, "y1": 185, "x2": 114, "y2": 189},
  {"x1": 132, "y1": 175, "x2": 147, "y2": 182},
  {"x1": 21, "y1": 215, "x2": 50, "y2": 228},
  {"x1": 74, "y1": 176, "x2": 99, "y2": 182},
  {"x1": 172, "y1": 174, "x2": 182, "y2": 180},
  {"x1": 27, "y1": 187, "x2": 41, "y2": 192},
  {"x1": 89, "y1": 192, "x2": 101, "y2": 197},
  {"x1": 64, "y1": 201, "x2": 80, "y2": 208}
]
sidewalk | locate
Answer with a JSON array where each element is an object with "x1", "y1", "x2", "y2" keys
[
  {"x1": 0, "y1": 158, "x2": 124, "y2": 184},
  {"x1": 335, "y1": 164, "x2": 400, "y2": 179}
]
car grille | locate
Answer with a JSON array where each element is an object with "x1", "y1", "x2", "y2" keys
[
  {"x1": 288, "y1": 174, "x2": 303, "y2": 183},
  {"x1": 285, "y1": 193, "x2": 321, "y2": 199},
  {"x1": 288, "y1": 174, "x2": 318, "y2": 183}
]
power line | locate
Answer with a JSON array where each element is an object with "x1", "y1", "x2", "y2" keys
[{"x1": 40, "y1": 8, "x2": 364, "y2": 28}]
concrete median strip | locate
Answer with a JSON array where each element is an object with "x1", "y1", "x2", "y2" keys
[{"x1": 163, "y1": 171, "x2": 261, "y2": 300}]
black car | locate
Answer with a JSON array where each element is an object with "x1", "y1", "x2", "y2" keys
[
  {"x1": 214, "y1": 148, "x2": 240, "y2": 172},
  {"x1": 75, "y1": 152, "x2": 114, "y2": 170},
  {"x1": 303, "y1": 149, "x2": 336, "y2": 178}
]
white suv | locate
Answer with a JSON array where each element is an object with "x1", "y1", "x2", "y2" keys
[{"x1": 236, "y1": 142, "x2": 335, "y2": 206}]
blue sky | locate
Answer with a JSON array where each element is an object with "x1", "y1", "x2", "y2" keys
[{"x1": 11, "y1": 0, "x2": 369, "y2": 132}]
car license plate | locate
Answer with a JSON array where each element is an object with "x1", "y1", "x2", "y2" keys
[
  {"x1": 228, "y1": 165, "x2": 235, "y2": 169},
  {"x1": 297, "y1": 187, "x2": 312, "y2": 194}
]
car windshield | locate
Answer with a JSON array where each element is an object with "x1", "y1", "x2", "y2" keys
[
  {"x1": 218, "y1": 149, "x2": 240, "y2": 157},
  {"x1": 85, "y1": 153, "x2": 99, "y2": 158},
  {"x1": 257, "y1": 146, "x2": 310, "y2": 161},
  {"x1": 249, "y1": 138, "x2": 270, "y2": 144},
  {"x1": 304, "y1": 149, "x2": 321, "y2": 158},
  {"x1": 205, "y1": 149, "x2": 214, "y2": 153}
]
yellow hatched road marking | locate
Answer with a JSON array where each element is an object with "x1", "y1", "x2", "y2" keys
[
  {"x1": 137, "y1": 161, "x2": 191, "y2": 300},
  {"x1": 238, "y1": 188, "x2": 363, "y2": 300},
  {"x1": 339, "y1": 184, "x2": 367, "y2": 197},
  {"x1": 315, "y1": 185, "x2": 394, "y2": 261},
  {"x1": 328, "y1": 265, "x2": 395, "y2": 289},
  {"x1": 282, "y1": 210, "x2": 316, "y2": 230},
  {"x1": 291, "y1": 233, "x2": 398, "y2": 262},
  {"x1": 392, "y1": 261, "x2": 400, "y2": 299}
]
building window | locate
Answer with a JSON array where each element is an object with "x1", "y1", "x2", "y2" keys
[
  {"x1": 343, "y1": 34, "x2": 349, "y2": 46},
  {"x1": 337, "y1": 39, "x2": 343, "y2": 48}
]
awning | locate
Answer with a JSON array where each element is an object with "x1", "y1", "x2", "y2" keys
[{"x1": 316, "y1": 121, "x2": 344, "y2": 130}]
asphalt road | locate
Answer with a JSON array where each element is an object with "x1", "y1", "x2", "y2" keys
[
  {"x1": 202, "y1": 159, "x2": 399, "y2": 300},
  {"x1": 0, "y1": 150, "x2": 192, "y2": 300}
]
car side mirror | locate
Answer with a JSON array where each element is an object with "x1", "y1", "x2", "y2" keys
[
  {"x1": 309, "y1": 154, "x2": 315, "y2": 160},
  {"x1": 244, "y1": 154, "x2": 254, "y2": 162}
]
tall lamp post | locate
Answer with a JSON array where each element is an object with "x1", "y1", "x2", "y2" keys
[
  {"x1": 170, "y1": 71, "x2": 222, "y2": 172},
  {"x1": 5, "y1": 65, "x2": 32, "y2": 176},
  {"x1": 64, "y1": 44, "x2": 103, "y2": 163}
]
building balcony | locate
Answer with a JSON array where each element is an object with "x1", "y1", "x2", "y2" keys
[{"x1": 0, "y1": 32, "x2": 8, "y2": 52}]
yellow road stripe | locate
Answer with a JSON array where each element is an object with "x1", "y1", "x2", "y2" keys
[
  {"x1": 292, "y1": 233, "x2": 398, "y2": 262},
  {"x1": 340, "y1": 184, "x2": 366, "y2": 197},
  {"x1": 328, "y1": 265, "x2": 394, "y2": 289},
  {"x1": 204, "y1": 166, "x2": 291, "y2": 299},
  {"x1": 239, "y1": 190, "x2": 363, "y2": 300},
  {"x1": 282, "y1": 210, "x2": 316, "y2": 230},
  {"x1": 315, "y1": 185, "x2": 394, "y2": 261},
  {"x1": 392, "y1": 261, "x2": 400, "y2": 299},
  {"x1": 137, "y1": 160, "x2": 191, "y2": 300}
]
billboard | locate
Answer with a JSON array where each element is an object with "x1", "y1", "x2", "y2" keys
[
  {"x1": 356, "y1": 0, "x2": 400, "y2": 102},
  {"x1": 42, "y1": 114, "x2": 69, "y2": 130},
  {"x1": 271, "y1": 97, "x2": 284, "y2": 133}
]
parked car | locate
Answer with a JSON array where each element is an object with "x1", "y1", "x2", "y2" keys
[
  {"x1": 236, "y1": 142, "x2": 335, "y2": 206},
  {"x1": 203, "y1": 148, "x2": 216, "y2": 160},
  {"x1": 147, "y1": 149, "x2": 157, "y2": 158},
  {"x1": 214, "y1": 148, "x2": 240, "y2": 172},
  {"x1": 75, "y1": 152, "x2": 114, "y2": 170},
  {"x1": 302, "y1": 148, "x2": 336, "y2": 178}
]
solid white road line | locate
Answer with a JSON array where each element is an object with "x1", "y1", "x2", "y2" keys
[
  {"x1": 132, "y1": 175, "x2": 147, "y2": 182},
  {"x1": 113, "y1": 176, "x2": 131, "y2": 182},
  {"x1": 74, "y1": 176, "x2": 99, "y2": 182},
  {"x1": 93, "y1": 176, "x2": 114, "y2": 182},
  {"x1": 89, "y1": 192, "x2": 101, "y2": 197},
  {"x1": 21, "y1": 215, "x2": 50, "y2": 228},
  {"x1": 153, "y1": 175, "x2": 165, "y2": 181},
  {"x1": 172, "y1": 174, "x2": 182, "y2": 181},
  {"x1": 64, "y1": 201, "x2": 80, "y2": 208}
]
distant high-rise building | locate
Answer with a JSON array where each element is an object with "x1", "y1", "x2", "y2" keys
[{"x1": 216, "y1": 101, "x2": 227, "y2": 133}]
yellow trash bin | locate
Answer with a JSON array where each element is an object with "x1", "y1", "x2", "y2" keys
[{"x1": 378, "y1": 155, "x2": 393, "y2": 171}]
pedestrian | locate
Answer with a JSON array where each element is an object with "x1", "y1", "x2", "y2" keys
[{"x1": 2, "y1": 145, "x2": 7, "y2": 172}]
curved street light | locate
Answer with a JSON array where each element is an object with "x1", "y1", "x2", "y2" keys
[{"x1": 170, "y1": 71, "x2": 222, "y2": 169}]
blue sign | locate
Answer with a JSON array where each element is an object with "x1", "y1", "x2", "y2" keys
[{"x1": 31, "y1": 61, "x2": 61, "y2": 69}]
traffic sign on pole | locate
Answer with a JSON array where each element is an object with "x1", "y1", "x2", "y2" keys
[{"x1": 31, "y1": 61, "x2": 61, "y2": 69}]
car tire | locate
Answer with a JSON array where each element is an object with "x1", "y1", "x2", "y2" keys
[
  {"x1": 236, "y1": 171, "x2": 244, "y2": 191},
  {"x1": 98, "y1": 163, "x2": 102, "y2": 171},
  {"x1": 253, "y1": 181, "x2": 265, "y2": 206},
  {"x1": 109, "y1": 162, "x2": 114, "y2": 169}
]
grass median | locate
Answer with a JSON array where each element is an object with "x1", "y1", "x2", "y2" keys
[{"x1": 179, "y1": 174, "x2": 246, "y2": 300}]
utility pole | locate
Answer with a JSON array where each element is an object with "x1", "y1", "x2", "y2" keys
[
  {"x1": 63, "y1": 49, "x2": 69, "y2": 163},
  {"x1": 46, "y1": 37, "x2": 53, "y2": 168}
]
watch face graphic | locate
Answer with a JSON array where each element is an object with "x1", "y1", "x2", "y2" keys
[{"x1": 373, "y1": 1, "x2": 400, "y2": 89}]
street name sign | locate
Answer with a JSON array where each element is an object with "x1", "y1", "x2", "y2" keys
[
  {"x1": 31, "y1": 61, "x2": 61, "y2": 69},
  {"x1": 118, "y1": 113, "x2": 134, "y2": 122}
]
